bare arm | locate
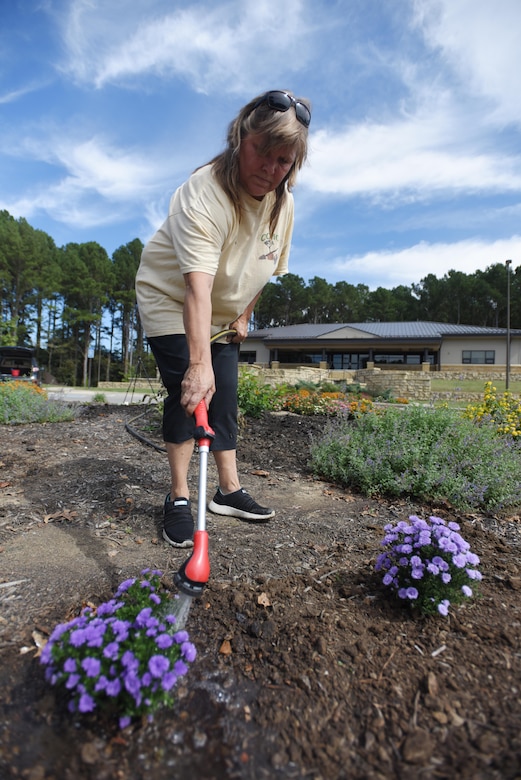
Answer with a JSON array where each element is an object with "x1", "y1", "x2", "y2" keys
[{"x1": 181, "y1": 271, "x2": 215, "y2": 415}]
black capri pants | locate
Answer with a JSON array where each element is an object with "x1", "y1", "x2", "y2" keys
[{"x1": 147, "y1": 334, "x2": 239, "y2": 450}]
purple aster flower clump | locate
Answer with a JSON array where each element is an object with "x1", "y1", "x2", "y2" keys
[
  {"x1": 375, "y1": 515, "x2": 482, "y2": 616},
  {"x1": 40, "y1": 569, "x2": 197, "y2": 726}
]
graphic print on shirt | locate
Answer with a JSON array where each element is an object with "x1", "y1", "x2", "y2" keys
[{"x1": 259, "y1": 233, "x2": 279, "y2": 264}]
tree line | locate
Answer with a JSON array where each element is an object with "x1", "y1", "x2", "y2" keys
[
  {"x1": 255, "y1": 265, "x2": 520, "y2": 330},
  {"x1": 1, "y1": 209, "x2": 519, "y2": 386}
]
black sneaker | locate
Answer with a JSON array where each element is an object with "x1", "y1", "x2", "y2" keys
[
  {"x1": 208, "y1": 488, "x2": 275, "y2": 522},
  {"x1": 163, "y1": 495, "x2": 194, "y2": 547}
]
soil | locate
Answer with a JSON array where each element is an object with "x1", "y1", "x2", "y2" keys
[{"x1": 1, "y1": 404, "x2": 521, "y2": 780}]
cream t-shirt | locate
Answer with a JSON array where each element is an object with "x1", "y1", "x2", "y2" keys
[{"x1": 136, "y1": 164, "x2": 293, "y2": 337}]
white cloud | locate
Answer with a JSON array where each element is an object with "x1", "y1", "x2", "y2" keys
[
  {"x1": 412, "y1": 0, "x2": 521, "y2": 126},
  {"x1": 0, "y1": 82, "x2": 46, "y2": 104},
  {"x1": 57, "y1": 0, "x2": 311, "y2": 92},
  {"x1": 0, "y1": 189, "x2": 122, "y2": 230},
  {"x1": 333, "y1": 236, "x2": 521, "y2": 289},
  {"x1": 47, "y1": 137, "x2": 161, "y2": 199},
  {"x1": 302, "y1": 109, "x2": 521, "y2": 201},
  {"x1": 143, "y1": 197, "x2": 171, "y2": 238},
  {"x1": 0, "y1": 131, "x2": 181, "y2": 228}
]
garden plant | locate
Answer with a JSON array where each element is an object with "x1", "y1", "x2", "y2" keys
[
  {"x1": 40, "y1": 570, "x2": 196, "y2": 729},
  {"x1": 237, "y1": 370, "x2": 374, "y2": 417},
  {"x1": 0, "y1": 380, "x2": 74, "y2": 424},
  {"x1": 375, "y1": 514, "x2": 482, "y2": 616},
  {"x1": 463, "y1": 380, "x2": 521, "y2": 436},
  {"x1": 309, "y1": 401, "x2": 521, "y2": 512}
]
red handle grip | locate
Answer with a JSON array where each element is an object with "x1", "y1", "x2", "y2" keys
[{"x1": 193, "y1": 399, "x2": 215, "y2": 446}]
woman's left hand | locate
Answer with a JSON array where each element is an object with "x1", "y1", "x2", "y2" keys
[{"x1": 228, "y1": 315, "x2": 248, "y2": 342}]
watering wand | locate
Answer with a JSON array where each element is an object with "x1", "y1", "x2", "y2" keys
[
  {"x1": 174, "y1": 399, "x2": 214, "y2": 597},
  {"x1": 173, "y1": 328, "x2": 236, "y2": 610}
]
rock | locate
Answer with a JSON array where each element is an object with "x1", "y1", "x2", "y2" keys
[
  {"x1": 80, "y1": 741, "x2": 100, "y2": 765},
  {"x1": 247, "y1": 620, "x2": 262, "y2": 637},
  {"x1": 315, "y1": 635, "x2": 328, "y2": 655},
  {"x1": 426, "y1": 671, "x2": 439, "y2": 696},
  {"x1": 477, "y1": 732, "x2": 501, "y2": 755},
  {"x1": 402, "y1": 729, "x2": 434, "y2": 764}
]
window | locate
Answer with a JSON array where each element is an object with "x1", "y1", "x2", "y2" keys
[
  {"x1": 330, "y1": 353, "x2": 369, "y2": 370},
  {"x1": 374, "y1": 352, "x2": 432, "y2": 365},
  {"x1": 239, "y1": 351, "x2": 256, "y2": 364},
  {"x1": 277, "y1": 351, "x2": 323, "y2": 364},
  {"x1": 462, "y1": 350, "x2": 495, "y2": 365},
  {"x1": 374, "y1": 354, "x2": 404, "y2": 365}
]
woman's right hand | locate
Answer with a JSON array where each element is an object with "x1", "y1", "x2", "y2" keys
[{"x1": 180, "y1": 362, "x2": 215, "y2": 416}]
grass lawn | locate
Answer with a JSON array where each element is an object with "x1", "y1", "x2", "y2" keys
[{"x1": 431, "y1": 377, "x2": 521, "y2": 394}]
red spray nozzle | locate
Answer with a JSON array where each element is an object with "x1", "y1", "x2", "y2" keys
[
  {"x1": 174, "y1": 531, "x2": 210, "y2": 597},
  {"x1": 185, "y1": 531, "x2": 210, "y2": 583}
]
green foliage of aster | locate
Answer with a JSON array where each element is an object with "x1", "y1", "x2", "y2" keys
[
  {"x1": 309, "y1": 405, "x2": 521, "y2": 511},
  {"x1": 376, "y1": 515, "x2": 482, "y2": 617},
  {"x1": 40, "y1": 570, "x2": 196, "y2": 728}
]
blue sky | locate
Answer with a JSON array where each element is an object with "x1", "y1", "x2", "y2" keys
[{"x1": 2, "y1": 0, "x2": 521, "y2": 291}]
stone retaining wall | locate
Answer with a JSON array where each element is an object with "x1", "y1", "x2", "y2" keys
[
  {"x1": 355, "y1": 368, "x2": 431, "y2": 401},
  {"x1": 239, "y1": 364, "x2": 332, "y2": 387},
  {"x1": 239, "y1": 364, "x2": 431, "y2": 401}
]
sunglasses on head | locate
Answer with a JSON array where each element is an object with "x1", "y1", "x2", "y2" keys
[{"x1": 252, "y1": 90, "x2": 311, "y2": 128}]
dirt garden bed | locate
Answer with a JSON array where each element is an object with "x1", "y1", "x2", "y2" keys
[{"x1": 0, "y1": 404, "x2": 520, "y2": 779}]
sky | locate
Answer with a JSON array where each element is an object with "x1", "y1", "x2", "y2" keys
[{"x1": 2, "y1": 0, "x2": 521, "y2": 292}]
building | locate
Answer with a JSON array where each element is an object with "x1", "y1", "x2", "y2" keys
[{"x1": 240, "y1": 322, "x2": 521, "y2": 372}]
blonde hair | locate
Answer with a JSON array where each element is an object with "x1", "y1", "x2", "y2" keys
[{"x1": 205, "y1": 91, "x2": 311, "y2": 233}]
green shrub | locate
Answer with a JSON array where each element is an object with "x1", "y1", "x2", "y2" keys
[
  {"x1": 309, "y1": 405, "x2": 521, "y2": 512},
  {"x1": 0, "y1": 381, "x2": 75, "y2": 424},
  {"x1": 237, "y1": 371, "x2": 278, "y2": 418},
  {"x1": 463, "y1": 381, "x2": 521, "y2": 437},
  {"x1": 317, "y1": 380, "x2": 341, "y2": 393},
  {"x1": 294, "y1": 379, "x2": 318, "y2": 392},
  {"x1": 345, "y1": 382, "x2": 363, "y2": 395},
  {"x1": 374, "y1": 388, "x2": 395, "y2": 402}
]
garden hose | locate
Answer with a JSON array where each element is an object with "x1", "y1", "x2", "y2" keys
[{"x1": 124, "y1": 329, "x2": 238, "y2": 452}]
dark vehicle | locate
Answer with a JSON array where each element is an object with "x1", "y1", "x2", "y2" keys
[{"x1": 0, "y1": 346, "x2": 40, "y2": 385}]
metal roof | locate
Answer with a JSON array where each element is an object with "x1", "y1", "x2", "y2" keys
[
  {"x1": 248, "y1": 324, "x2": 346, "y2": 340},
  {"x1": 248, "y1": 321, "x2": 521, "y2": 341}
]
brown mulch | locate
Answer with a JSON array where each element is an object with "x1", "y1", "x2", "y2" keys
[{"x1": 0, "y1": 404, "x2": 520, "y2": 779}]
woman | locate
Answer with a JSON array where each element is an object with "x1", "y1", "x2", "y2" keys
[{"x1": 136, "y1": 90, "x2": 311, "y2": 548}]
